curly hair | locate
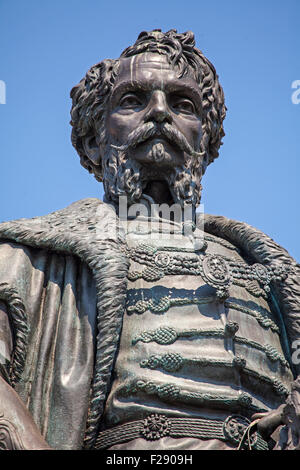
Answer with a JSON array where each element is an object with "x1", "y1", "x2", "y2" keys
[{"x1": 70, "y1": 29, "x2": 226, "y2": 181}]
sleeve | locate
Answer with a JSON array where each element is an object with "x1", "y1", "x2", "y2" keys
[{"x1": 0, "y1": 245, "x2": 51, "y2": 450}]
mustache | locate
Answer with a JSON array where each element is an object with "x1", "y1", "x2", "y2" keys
[{"x1": 110, "y1": 122, "x2": 204, "y2": 159}]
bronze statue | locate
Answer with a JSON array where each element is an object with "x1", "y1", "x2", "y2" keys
[{"x1": 0, "y1": 29, "x2": 299, "y2": 451}]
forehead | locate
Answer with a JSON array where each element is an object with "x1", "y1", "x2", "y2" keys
[{"x1": 111, "y1": 52, "x2": 201, "y2": 101}]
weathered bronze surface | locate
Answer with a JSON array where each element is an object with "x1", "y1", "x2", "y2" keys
[{"x1": 0, "y1": 29, "x2": 299, "y2": 450}]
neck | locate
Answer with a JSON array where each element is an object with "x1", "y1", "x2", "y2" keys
[{"x1": 143, "y1": 180, "x2": 174, "y2": 205}]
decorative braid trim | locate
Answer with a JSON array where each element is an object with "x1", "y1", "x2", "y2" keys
[
  {"x1": 133, "y1": 325, "x2": 289, "y2": 369},
  {"x1": 120, "y1": 378, "x2": 266, "y2": 414},
  {"x1": 127, "y1": 295, "x2": 215, "y2": 315},
  {"x1": 234, "y1": 338, "x2": 289, "y2": 368},
  {"x1": 224, "y1": 301, "x2": 280, "y2": 333},
  {"x1": 137, "y1": 354, "x2": 289, "y2": 397},
  {"x1": 203, "y1": 214, "x2": 300, "y2": 366},
  {"x1": 94, "y1": 414, "x2": 269, "y2": 450},
  {"x1": 0, "y1": 283, "x2": 28, "y2": 387}
]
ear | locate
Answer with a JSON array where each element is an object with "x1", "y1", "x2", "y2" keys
[{"x1": 82, "y1": 135, "x2": 102, "y2": 166}]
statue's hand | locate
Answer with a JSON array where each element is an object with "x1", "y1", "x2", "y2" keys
[
  {"x1": 273, "y1": 379, "x2": 300, "y2": 450},
  {"x1": 251, "y1": 404, "x2": 286, "y2": 443},
  {"x1": 251, "y1": 378, "x2": 300, "y2": 450}
]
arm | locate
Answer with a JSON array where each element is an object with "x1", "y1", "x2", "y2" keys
[{"x1": 0, "y1": 301, "x2": 51, "y2": 450}]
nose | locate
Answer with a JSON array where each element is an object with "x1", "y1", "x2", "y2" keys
[{"x1": 144, "y1": 90, "x2": 172, "y2": 124}]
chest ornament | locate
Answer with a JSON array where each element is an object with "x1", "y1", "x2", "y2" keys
[
  {"x1": 199, "y1": 254, "x2": 231, "y2": 299},
  {"x1": 141, "y1": 414, "x2": 171, "y2": 440},
  {"x1": 127, "y1": 244, "x2": 289, "y2": 300}
]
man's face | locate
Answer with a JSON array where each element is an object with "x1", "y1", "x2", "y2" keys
[{"x1": 106, "y1": 52, "x2": 203, "y2": 170}]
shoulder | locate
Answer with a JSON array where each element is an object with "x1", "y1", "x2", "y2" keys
[
  {"x1": 0, "y1": 198, "x2": 124, "y2": 277},
  {"x1": 202, "y1": 213, "x2": 297, "y2": 266},
  {"x1": 0, "y1": 198, "x2": 108, "y2": 249}
]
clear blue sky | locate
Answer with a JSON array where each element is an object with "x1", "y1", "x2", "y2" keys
[{"x1": 0, "y1": 0, "x2": 299, "y2": 260}]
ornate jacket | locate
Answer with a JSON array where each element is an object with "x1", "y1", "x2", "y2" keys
[{"x1": 0, "y1": 198, "x2": 299, "y2": 449}]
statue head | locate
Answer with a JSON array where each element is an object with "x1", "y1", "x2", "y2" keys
[{"x1": 70, "y1": 29, "x2": 226, "y2": 208}]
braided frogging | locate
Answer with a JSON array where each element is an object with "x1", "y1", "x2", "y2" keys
[
  {"x1": 224, "y1": 301, "x2": 280, "y2": 332},
  {"x1": 204, "y1": 213, "x2": 300, "y2": 375},
  {"x1": 124, "y1": 378, "x2": 264, "y2": 413},
  {"x1": 132, "y1": 362, "x2": 289, "y2": 400}
]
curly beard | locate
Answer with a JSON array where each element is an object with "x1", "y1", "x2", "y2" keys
[
  {"x1": 102, "y1": 143, "x2": 203, "y2": 209},
  {"x1": 102, "y1": 121, "x2": 204, "y2": 207}
]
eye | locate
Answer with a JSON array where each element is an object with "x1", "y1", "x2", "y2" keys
[
  {"x1": 119, "y1": 93, "x2": 142, "y2": 109},
  {"x1": 172, "y1": 97, "x2": 196, "y2": 114}
]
